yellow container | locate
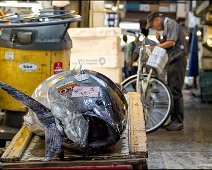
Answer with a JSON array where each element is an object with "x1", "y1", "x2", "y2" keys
[{"x1": 0, "y1": 47, "x2": 70, "y2": 111}]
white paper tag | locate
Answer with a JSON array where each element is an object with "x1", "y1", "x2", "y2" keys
[
  {"x1": 74, "y1": 74, "x2": 89, "y2": 82},
  {"x1": 5, "y1": 52, "x2": 14, "y2": 60},
  {"x1": 72, "y1": 86, "x2": 100, "y2": 97}
]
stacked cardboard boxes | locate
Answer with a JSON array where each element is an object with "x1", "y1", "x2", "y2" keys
[
  {"x1": 68, "y1": 27, "x2": 124, "y2": 83},
  {"x1": 89, "y1": 1, "x2": 106, "y2": 27},
  {"x1": 199, "y1": 24, "x2": 212, "y2": 70},
  {"x1": 199, "y1": 43, "x2": 212, "y2": 70}
]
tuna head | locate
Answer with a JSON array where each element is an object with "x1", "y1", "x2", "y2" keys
[{"x1": 46, "y1": 70, "x2": 127, "y2": 152}]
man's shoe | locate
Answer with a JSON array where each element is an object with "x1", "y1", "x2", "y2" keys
[
  {"x1": 161, "y1": 118, "x2": 172, "y2": 129},
  {"x1": 166, "y1": 121, "x2": 184, "y2": 131}
]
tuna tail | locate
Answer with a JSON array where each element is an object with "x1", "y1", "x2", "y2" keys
[
  {"x1": 0, "y1": 81, "x2": 52, "y2": 123},
  {"x1": 0, "y1": 81, "x2": 62, "y2": 161}
]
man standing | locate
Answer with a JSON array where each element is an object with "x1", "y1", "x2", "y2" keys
[
  {"x1": 126, "y1": 35, "x2": 140, "y2": 76},
  {"x1": 122, "y1": 35, "x2": 129, "y2": 79},
  {"x1": 145, "y1": 12, "x2": 187, "y2": 131}
]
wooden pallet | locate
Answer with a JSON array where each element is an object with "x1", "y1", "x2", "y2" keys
[{"x1": 0, "y1": 92, "x2": 147, "y2": 169}]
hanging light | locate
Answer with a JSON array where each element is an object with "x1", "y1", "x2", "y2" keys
[
  {"x1": 196, "y1": 30, "x2": 202, "y2": 36},
  {"x1": 207, "y1": 38, "x2": 212, "y2": 46},
  {"x1": 185, "y1": 36, "x2": 189, "y2": 40}
]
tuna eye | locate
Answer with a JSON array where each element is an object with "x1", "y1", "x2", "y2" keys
[{"x1": 96, "y1": 100, "x2": 106, "y2": 106}]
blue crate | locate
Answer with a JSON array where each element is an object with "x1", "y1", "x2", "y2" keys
[
  {"x1": 126, "y1": 2, "x2": 140, "y2": 11},
  {"x1": 201, "y1": 94, "x2": 212, "y2": 102}
]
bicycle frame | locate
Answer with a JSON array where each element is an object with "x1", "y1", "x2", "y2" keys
[{"x1": 135, "y1": 34, "x2": 153, "y2": 99}]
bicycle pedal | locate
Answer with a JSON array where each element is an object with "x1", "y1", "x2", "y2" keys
[{"x1": 151, "y1": 88, "x2": 159, "y2": 93}]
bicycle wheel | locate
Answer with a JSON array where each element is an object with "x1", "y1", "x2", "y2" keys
[{"x1": 121, "y1": 75, "x2": 173, "y2": 133}]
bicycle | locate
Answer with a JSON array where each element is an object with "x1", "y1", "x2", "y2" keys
[{"x1": 121, "y1": 31, "x2": 173, "y2": 133}]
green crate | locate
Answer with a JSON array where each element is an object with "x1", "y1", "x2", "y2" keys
[
  {"x1": 199, "y1": 71, "x2": 212, "y2": 96},
  {"x1": 201, "y1": 94, "x2": 212, "y2": 102}
]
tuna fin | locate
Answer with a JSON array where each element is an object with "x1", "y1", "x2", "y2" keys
[
  {"x1": 0, "y1": 81, "x2": 54, "y2": 126},
  {"x1": 44, "y1": 123, "x2": 62, "y2": 161}
]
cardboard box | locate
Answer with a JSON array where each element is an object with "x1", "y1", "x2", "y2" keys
[
  {"x1": 203, "y1": 26, "x2": 212, "y2": 42},
  {"x1": 200, "y1": 57, "x2": 212, "y2": 70},
  {"x1": 149, "y1": 4, "x2": 159, "y2": 11},
  {"x1": 206, "y1": 12, "x2": 212, "y2": 21},
  {"x1": 89, "y1": 10, "x2": 106, "y2": 27},
  {"x1": 70, "y1": 53, "x2": 124, "y2": 68},
  {"x1": 90, "y1": 1, "x2": 105, "y2": 10},
  {"x1": 159, "y1": 2, "x2": 170, "y2": 7},
  {"x1": 200, "y1": 45, "x2": 212, "y2": 57}
]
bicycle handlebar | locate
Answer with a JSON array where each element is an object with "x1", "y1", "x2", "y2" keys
[{"x1": 126, "y1": 30, "x2": 145, "y2": 39}]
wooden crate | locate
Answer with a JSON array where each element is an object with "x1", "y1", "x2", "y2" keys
[{"x1": 1, "y1": 93, "x2": 147, "y2": 169}]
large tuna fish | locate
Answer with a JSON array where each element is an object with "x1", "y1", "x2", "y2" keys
[{"x1": 0, "y1": 70, "x2": 127, "y2": 161}]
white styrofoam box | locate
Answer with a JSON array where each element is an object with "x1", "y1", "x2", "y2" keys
[
  {"x1": 81, "y1": 67, "x2": 123, "y2": 83},
  {"x1": 89, "y1": 10, "x2": 106, "y2": 27},
  {"x1": 68, "y1": 27, "x2": 122, "y2": 37},
  {"x1": 177, "y1": 3, "x2": 186, "y2": 18},
  {"x1": 169, "y1": 3, "x2": 177, "y2": 12},
  {"x1": 199, "y1": 57, "x2": 212, "y2": 70},
  {"x1": 70, "y1": 36, "x2": 121, "y2": 55},
  {"x1": 146, "y1": 46, "x2": 168, "y2": 75},
  {"x1": 70, "y1": 53, "x2": 124, "y2": 68},
  {"x1": 139, "y1": 4, "x2": 149, "y2": 11},
  {"x1": 159, "y1": 6, "x2": 169, "y2": 12},
  {"x1": 90, "y1": 1, "x2": 105, "y2": 10}
]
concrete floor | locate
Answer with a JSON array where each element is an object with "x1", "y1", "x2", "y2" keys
[{"x1": 147, "y1": 90, "x2": 212, "y2": 169}]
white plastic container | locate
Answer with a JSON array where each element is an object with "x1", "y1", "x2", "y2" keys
[{"x1": 146, "y1": 46, "x2": 168, "y2": 74}]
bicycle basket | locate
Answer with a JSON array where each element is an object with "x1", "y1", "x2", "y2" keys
[{"x1": 146, "y1": 46, "x2": 168, "y2": 75}]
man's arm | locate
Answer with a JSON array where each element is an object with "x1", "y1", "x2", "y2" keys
[
  {"x1": 158, "y1": 40, "x2": 176, "y2": 49},
  {"x1": 131, "y1": 52, "x2": 139, "y2": 63},
  {"x1": 126, "y1": 43, "x2": 133, "y2": 63},
  {"x1": 127, "y1": 52, "x2": 139, "y2": 67}
]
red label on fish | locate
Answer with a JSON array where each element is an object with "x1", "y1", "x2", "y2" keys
[
  {"x1": 54, "y1": 62, "x2": 63, "y2": 74},
  {"x1": 57, "y1": 82, "x2": 77, "y2": 95}
]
